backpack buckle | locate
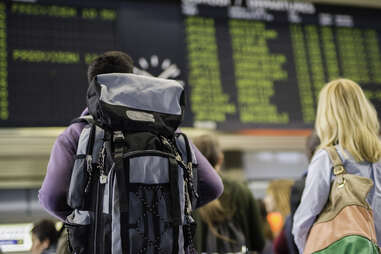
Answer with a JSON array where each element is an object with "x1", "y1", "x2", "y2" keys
[
  {"x1": 175, "y1": 154, "x2": 182, "y2": 162},
  {"x1": 188, "y1": 162, "x2": 193, "y2": 177},
  {"x1": 113, "y1": 131, "x2": 125, "y2": 143},
  {"x1": 333, "y1": 165, "x2": 345, "y2": 175},
  {"x1": 113, "y1": 131, "x2": 125, "y2": 158},
  {"x1": 86, "y1": 155, "x2": 93, "y2": 172}
]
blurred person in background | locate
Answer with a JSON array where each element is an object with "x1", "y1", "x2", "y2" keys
[
  {"x1": 273, "y1": 131, "x2": 320, "y2": 254},
  {"x1": 292, "y1": 79, "x2": 381, "y2": 253},
  {"x1": 31, "y1": 219, "x2": 59, "y2": 254},
  {"x1": 257, "y1": 198, "x2": 275, "y2": 254},
  {"x1": 56, "y1": 227, "x2": 70, "y2": 254},
  {"x1": 264, "y1": 179, "x2": 294, "y2": 237},
  {"x1": 193, "y1": 134, "x2": 265, "y2": 253}
]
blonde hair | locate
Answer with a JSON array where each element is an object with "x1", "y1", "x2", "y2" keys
[
  {"x1": 266, "y1": 179, "x2": 294, "y2": 218},
  {"x1": 315, "y1": 79, "x2": 381, "y2": 162}
]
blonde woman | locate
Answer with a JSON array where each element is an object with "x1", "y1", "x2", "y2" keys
[{"x1": 292, "y1": 79, "x2": 381, "y2": 253}]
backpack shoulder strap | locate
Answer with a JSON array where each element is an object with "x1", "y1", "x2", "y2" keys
[
  {"x1": 71, "y1": 115, "x2": 96, "y2": 125},
  {"x1": 175, "y1": 132, "x2": 199, "y2": 201},
  {"x1": 176, "y1": 132, "x2": 196, "y2": 167},
  {"x1": 325, "y1": 146, "x2": 346, "y2": 176},
  {"x1": 74, "y1": 116, "x2": 105, "y2": 193},
  {"x1": 111, "y1": 131, "x2": 130, "y2": 252}
]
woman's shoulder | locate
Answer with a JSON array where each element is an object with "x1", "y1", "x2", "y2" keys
[
  {"x1": 307, "y1": 148, "x2": 333, "y2": 180},
  {"x1": 311, "y1": 146, "x2": 348, "y2": 165},
  {"x1": 310, "y1": 148, "x2": 330, "y2": 164}
]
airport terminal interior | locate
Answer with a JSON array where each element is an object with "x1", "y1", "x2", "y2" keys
[{"x1": 1, "y1": 0, "x2": 381, "y2": 253}]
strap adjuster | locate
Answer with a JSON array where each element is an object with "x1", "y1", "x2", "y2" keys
[
  {"x1": 113, "y1": 131, "x2": 125, "y2": 143},
  {"x1": 333, "y1": 164, "x2": 345, "y2": 175}
]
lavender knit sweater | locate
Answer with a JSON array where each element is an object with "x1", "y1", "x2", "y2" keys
[{"x1": 39, "y1": 111, "x2": 223, "y2": 221}]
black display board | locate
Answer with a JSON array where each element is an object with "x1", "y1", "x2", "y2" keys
[
  {"x1": 2, "y1": 0, "x2": 381, "y2": 131},
  {"x1": 2, "y1": 1, "x2": 118, "y2": 126}
]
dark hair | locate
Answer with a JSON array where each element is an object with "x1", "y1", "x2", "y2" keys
[
  {"x1": 31, "y1": 219, "x2": 59, "y2": 246},
  {"x1": 306, "y1": 131, "x2": 320, "y2": 162},
  {"x1": 192, "y1": 134, "x2": 221, "y2": 167},
  {"x1": 193, "y1": 134, "x2": 236, "y2": 242},
  {"x1": 87, "y1": 51, "x2": 133, "y2": 83}
]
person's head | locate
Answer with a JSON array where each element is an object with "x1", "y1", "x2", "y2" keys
[
  {"x1": 315, "y1": 79, "x2": 381, "y2": 162},
  {"x1": 31, "y1": 220, "x2": 59, "y2": 254},
  {"x1": 87, "y1": 51, "x2": 133, "y2": 83},
  {"x1": 193, "y1": 134, "x2": 223, "y2": 171},
  {"x1": 193, "y1": 134, "x2": 233, "y2": 242},
  {"x1": 306, "y1": 130, "x2": 320, "y2": 162}
]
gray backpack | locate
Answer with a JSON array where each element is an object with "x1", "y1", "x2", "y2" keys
[{"x1": 65, "y1": 73, "x2": 198, "y2": 254}]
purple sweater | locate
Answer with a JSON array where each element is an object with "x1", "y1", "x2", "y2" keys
[{"x1": 39, "y1": 113, "x2": 224, "y2": 221}]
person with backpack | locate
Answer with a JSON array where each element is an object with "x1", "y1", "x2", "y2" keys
[
  {"x1": 39, "y1": 51, "x2": 224, "y2": 253},
  {"x1": 292, "y1": 79, "x2": 381, "y2": 253},
  {"x1": 192, "y1": 134, "x2": 265, "y2": 253}
]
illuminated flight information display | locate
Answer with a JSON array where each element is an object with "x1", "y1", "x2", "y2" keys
[
  {"x1": 1, "y1": 1, "x2": 117, "y2": 126},
  {"x1": 2, "y1": 0, "x2": 381, "y2": 131},
  {"x1": 179, "y1": 0, "x2": 381, "y2": 130}
]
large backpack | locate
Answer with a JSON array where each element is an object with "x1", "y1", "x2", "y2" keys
[{"x1": 65, "y1": 73, "x2": 199, "y2": 254}]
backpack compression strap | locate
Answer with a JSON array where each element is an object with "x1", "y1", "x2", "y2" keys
[
  {"x1": 70, "y1": 115, "x2": 96, "y2": 125},
  {"x1": 112, "y1": 131, "x2": 130, "y2": 253},
  {"x1": 71, "y1": 115, "x2": 97, "y2": 194}
]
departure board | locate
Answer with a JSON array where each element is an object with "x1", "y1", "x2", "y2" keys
[
  {"x1": 1, "y1": 1, "x2": 117, "y2": 126},
  {"x1": 2, "y1": 0, "x2": 381, "y2": 131}
]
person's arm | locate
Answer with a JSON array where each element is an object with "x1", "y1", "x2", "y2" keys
[
  {"x1": 39, "y1": 123, "x2": 84, "y2": 221},
  {"x1": 192, "y1": 143, "x2": 224, "y2": 208},
  {"x1": 292, "y1": 149, "x2": 332, "y2": 253}
]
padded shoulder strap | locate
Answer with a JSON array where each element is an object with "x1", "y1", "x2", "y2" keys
[
  {"x1": 176, "y1": 133, "x2": 194, "y2": 165},
  {"x1": 175, "y1": 133, "x2": 199, "y2": 202},
  {"x1": 70, "y1": 115, "x2": 96, "y2": 125},
  {"x1": 325, "y1": 146, "x2": 347, "y2": 176}
]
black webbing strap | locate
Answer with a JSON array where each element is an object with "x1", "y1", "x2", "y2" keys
[
  {"x1": 113, "y1": 131, "x2": 129, "y2": 253},
  {"x1": 86, "y1": 124, "x2": 96, "y2": 156},
  {"x1": 153, "y1": 189, "x2": 161, "y2": 254},
  {"x1": 70, "y1": 115, "x2": 96, "y2": 125},
  {"x1": 84, "y1": 124, "x2": 96, "y2": 194},
  {"x1": 176, "y1": 133, "x2": 192, "y2": 164},
  {"x1": 169, "y1": 156, "x2": 180, "y2": 254},
  {"x1": 143, "y1": 191, "x2": 149, "y2": 252},
  {"x1": 176, "y1": 133, "x2": 199, "y2": 200}
]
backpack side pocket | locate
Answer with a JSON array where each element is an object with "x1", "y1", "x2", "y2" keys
[
  {"x1": 65, "y1": 210, "x2": 91, "y2": 254},
  {"x1": 68, "y1": 126, "x2": 92, "y2": 209}
]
